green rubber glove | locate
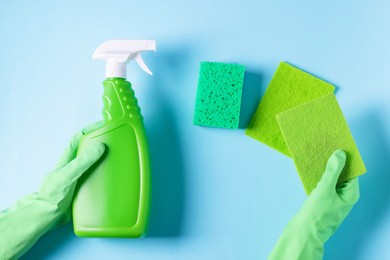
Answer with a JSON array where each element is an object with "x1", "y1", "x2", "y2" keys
[
  {"x1": 268, "y1": 150, "x2": 360, "y2": 260},
  {"x1": 0, "y1": 124, "x2": 105, "y2": 260}
]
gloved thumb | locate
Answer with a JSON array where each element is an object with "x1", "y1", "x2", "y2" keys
[
  {"x1": 317, "y1": 149, "x2": 346, "y2": 192},
  {"x1": 336, "y1": 177, "x2": 360, "y2": 205}
]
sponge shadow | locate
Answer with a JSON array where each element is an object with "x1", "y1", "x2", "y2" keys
[
  {"x1": 239, "y1": 71, "x2": 264, "y2": 128},
  {"x1": 324, "y1": 110, "x2": 390, "y2": 259}
]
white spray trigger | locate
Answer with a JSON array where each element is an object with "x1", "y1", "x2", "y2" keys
[
  {"x1": 135, "y1": 52, "x2": 153, "y2": 75},
  {"x1": 93, "y1": 40, "x2": 156, "y2": 78}
]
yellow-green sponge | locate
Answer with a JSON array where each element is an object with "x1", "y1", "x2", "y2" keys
[
  {"x1": 276, "y1": 93, "x2": 366, "y2": 194},
  {"x1": 193, "y1": 62, "x2": 245, "y2": 129},
  {"x1": 245, "y1": 62, "x2": 334, "y2": 156}
]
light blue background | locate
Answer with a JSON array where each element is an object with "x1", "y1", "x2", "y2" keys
[{"x1": 1, "y1": 1, "x2": 389, "y2": 259}]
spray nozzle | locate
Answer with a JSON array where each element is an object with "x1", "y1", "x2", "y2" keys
[{"x1": 93, "y1": 40, "x2": 156, "y2": 78}]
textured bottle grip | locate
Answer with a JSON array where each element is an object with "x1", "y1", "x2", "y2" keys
[
  {"x1": 102, "y1": 79, "x2": 142, "y2": 122},
  {"x1": 117, "y1": 85, "x2": 142, "y2": 119}
]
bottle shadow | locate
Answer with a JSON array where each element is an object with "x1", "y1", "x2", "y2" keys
[
  {"x1": 146, "y1": 100, "x2": 186, "y2": 237},
  {"x1": 325, "y1": 110, "x2": 390, "y2": 259},
  {"x1": 145, "y1": 47, "x2": 190, "y2": 237}
]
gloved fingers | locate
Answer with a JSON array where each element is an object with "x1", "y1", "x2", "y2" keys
[
  {"x1": 55, "y1": 131, "x2": 84, "y2": 168},
  {"x1": 336, "y1": 177, "x2": 360, "y2": 205},
  {"x1": 60, "y1": 142, "x2": 105, "y2": 184},
  {"x1": 317, "y1": 149, "x2": 346, "y2": 192},
  {"x1": 55, "y1": 121, "x2": 103, "y2": 168},
  {"x1": 40, "y1": 143, "x2": 105, "y2": 199},
  {"x1": 81, "y1": 121, "x2": 103, "y2": 135}
]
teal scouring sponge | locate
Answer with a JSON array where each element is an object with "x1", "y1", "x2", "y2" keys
[
  {"x1": 193, "y1": 62, "x2": 245, "y2": 129},
  {"x1": 245, "y1": 62, "x2": 335, "y2": 156}
]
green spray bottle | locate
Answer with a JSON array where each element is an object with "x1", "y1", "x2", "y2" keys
[{"x1": 72, "y1": 40, "x2": 156, "y2": 237}]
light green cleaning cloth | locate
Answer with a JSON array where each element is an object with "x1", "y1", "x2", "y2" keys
[
  {"x1": 276, "y1": 93, "x2": 366, "y2": 194},
  {"x1": 245, "y1": 62, "x2": 334, "y2": 156}
]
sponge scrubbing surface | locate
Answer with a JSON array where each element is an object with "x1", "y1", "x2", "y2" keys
[
  {"x1": 245, "y1": 62, "x2": 335, "y2": 156},
  {"x1": 193, "y1": 62, "x2": 245, "y2": 129},
  {"x1": 276, "y1": 93, "x2": 366, "y2": 194}
]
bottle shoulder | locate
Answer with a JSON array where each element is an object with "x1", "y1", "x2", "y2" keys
[{"x1": 82, "y1": 120, "x2": 146, "y2": 140}]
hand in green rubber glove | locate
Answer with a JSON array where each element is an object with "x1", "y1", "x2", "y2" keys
[
  {"x1": 0, "y1": 123, "x2": 105, "y2": 260},
  {"x1": 268, "y1": 150, "x2": 360, "y2": 260}
]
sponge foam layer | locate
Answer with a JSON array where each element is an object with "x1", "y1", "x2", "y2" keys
[{"x1": 193, "y1": 62, "x2": 245, "y2": 129}]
